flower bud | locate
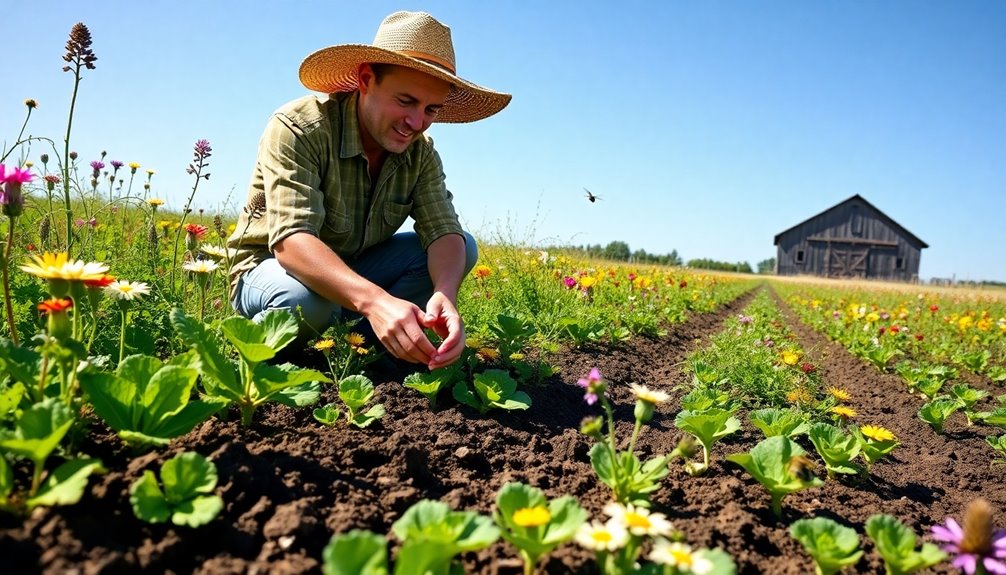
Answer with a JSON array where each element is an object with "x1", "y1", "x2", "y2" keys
[
  {"x1": 40, "y1": 153, "x2": 49, "y2": 165},
  {"x1": 24, "y1": 99, "x2": 37, "y2": 109},
  {"x1": 634, "y1": 399, "x2": 655, "y2": 423},
  {"x1": 69, "y1": 151, "x2": 78, "y2": 160},
  {"x1": 579, "y1": 416, "x2": 604, "y2": 440}
]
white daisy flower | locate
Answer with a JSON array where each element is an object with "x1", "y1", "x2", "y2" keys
[
  {"x1": 604, "y1": 502, "x2": 674, "y2": 537},
  {"x1": 574, "y1": 519, "x2": 629, "y2": 552},
  {"x1": 629, "y1": 383, "x2": 671, "y2": 404},
  {"x1": 103, "y1": 280, "x2": 150, "y2": 301},
  {"x1": 648, "y1": 539, "x2": 714, "y2": 574},
  {"x1": 182, "y1": 259, "x2": 220, "y2": 274}
]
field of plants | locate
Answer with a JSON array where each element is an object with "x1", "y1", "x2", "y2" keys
[{"x1": 2, "y1": 22, "x2": 1006, "y2": 575}]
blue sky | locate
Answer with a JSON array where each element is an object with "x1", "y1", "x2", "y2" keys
[{"x1": 3, "y1": 1, "x2": 1004, "y2": 282}]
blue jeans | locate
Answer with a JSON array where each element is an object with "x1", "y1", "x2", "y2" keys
[{"x1": 232, "y1": 231, "x2": 478, "y2": 338}]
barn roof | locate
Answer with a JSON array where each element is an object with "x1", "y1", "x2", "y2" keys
[{"x1": 773, "y1": 194, "x2": 929, "y2": 248}]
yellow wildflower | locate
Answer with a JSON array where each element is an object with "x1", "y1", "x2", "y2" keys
[
  {"x1": 512, "y1": 506, "x2": 551, "y2": 527},
  {"x1": 781, "y1": 350, "x2": 801, "y2": 366},
  {"x1": 147, "y1": 198, "x2": 165, "y2": 207},
  {"x1": 579, "y1": 276, "x2": 597, "y2": 289},
  {"x1": 476, "y1": 347, "x2": 500, "y2": 362},
  {"x1": 313, "y1": 339, "x2": 336, "y2": 351},
  {"x1": 865, "y1": 312, "x2": 880, "y2": 323},
  {"x1": 20, "y1": 252, "x2": 109, "y2": 282},
  {"x1": 827, "y1": 387, "x2": 851, "y2": 401},
  {"x1": 473, "y1": 264, "x2": 492, "y2": 279},
  {"x1": 354, "y1": 346, "x2": 369, "y2": 355},
  {"x1": 786, "y1": 388, "x2": 813, "y2": 404},
  {"x1": 345, "y1": 332, "x2": 365, "y2": 347},
  {"x1": 831, "y1": 406, "x2": 857, "y2": 419},
  {"x1": 860, "y1": 424, "x2": 896, "y2": 442}
]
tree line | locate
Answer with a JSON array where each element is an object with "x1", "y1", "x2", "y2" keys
[{"x1": 550, "y1": 241, "x2": 776, "y2": 275}]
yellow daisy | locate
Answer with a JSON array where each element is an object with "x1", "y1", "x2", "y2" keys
[
  {"x1": 20, "y1": 252, "x2": 109, "y2": 281},
  {"x1": 831, "y1": 406, "x2": 857, "y2": 419},
  {"x1": 345, "y1": 333, "x2": 365, "y2": 347},
  {"x1": 860, "y1": 424, "x2": 896, "y2": 442},
  {"x1": 827, "y1": 387, "x2": 851, "y2": 401},
  {"x1": 313, "y1": 339, "x2": 336, "y2": 351}
]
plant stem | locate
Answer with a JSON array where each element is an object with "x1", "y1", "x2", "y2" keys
[
  {"x1": 62, "y1": 64, "x2": 83, "y2": 256},
  {"x1": 1, "y1": 220, "x2": 19, "y2": 345},
  {"x1": 118, "y1": 309, "x2": 128, "y2": 364}
]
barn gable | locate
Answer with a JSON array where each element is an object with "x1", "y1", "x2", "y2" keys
[{"x1": 773, "y1": 195, "x2": 928, "y2": 281}]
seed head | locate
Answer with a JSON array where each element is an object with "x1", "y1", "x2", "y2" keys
[
  {"x1": 40, "y1": 153, "x2": 49, "y2": 165},
  {"x1": 63, "y1": 23, "x2": 98, "y2": 71},
  {"x1": 69, "y1": 151, "x2": 78, "y2": 161},
  {"x1": 244, "y1": 191, "x2": 266, "y2": 220},
  {"x1": 24, "y1": 99, "x2": 37, "y2": 109},
  {"x1": 213, "y1": 214, "x2": 226, "y2": 239},
  {"x1": 960, "y1": 498, "x2": 996, "y2": 556},
  {"x1": 39, "y1": 215, "x2": 51, "y2": 246}
]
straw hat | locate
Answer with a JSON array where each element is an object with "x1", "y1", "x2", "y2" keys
[{"x1": 299, "y1": 11, "x2": 511, "y2": 123}]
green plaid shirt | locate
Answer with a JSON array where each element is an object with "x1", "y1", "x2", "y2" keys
[{"x1": 227, "y1": 92, "x2": 463, "y2": 299}]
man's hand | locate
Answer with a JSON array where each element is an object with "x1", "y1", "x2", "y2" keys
[
  {"x1": 421, "y1": 291, "x2": 465, "y2": 370},
  {"x1": 365, "y1": 293, "x2": 439, "y2": 365}
]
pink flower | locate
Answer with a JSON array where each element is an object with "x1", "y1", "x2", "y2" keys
[
  {"x1": 932, "y1": 503, "x2": 1006, "y2": 575},
  {"x1": 577, "y1": 368, "x2": 605, "y2": 405},
  {"x1": 0, "y1": 165, "x2": 33, "y2": 217},
  {"x1": 563, "y1": 276, "x2": 577, "y2": 289}
]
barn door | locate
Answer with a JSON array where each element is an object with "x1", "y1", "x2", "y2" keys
[{"x1": 828, "y1": 246, "x2": 869, "y2": 278}]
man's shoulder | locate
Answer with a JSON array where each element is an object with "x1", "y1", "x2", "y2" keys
[{"x1": 271, "y1": 94, "x2": 344, "y2": 134}]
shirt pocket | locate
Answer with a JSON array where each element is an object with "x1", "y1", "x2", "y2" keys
[
  {"x1": 382, "y1": 200, "x2": 413, "y2": 232},
  {"x1": 323, "y1": 201, "x2": 353, "y2": 235}
]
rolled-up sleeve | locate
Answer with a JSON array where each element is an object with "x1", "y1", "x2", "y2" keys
[{"x1": 410, "y1": 143, "x2": 464, "y2": 249}]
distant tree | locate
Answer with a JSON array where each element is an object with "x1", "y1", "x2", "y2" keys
[
  {"x1": 757, "y1": 258, "x2": 776, "y2": 275},
  {"x1": 631, "y1": 248, "x2": 648, "y2": 262},
  {"x1": 687, "y1": 258, "x2": 753, "y2": 273},
  {"x1": 668, "y1": 249, "x2": 682, "y2": 266},
  {"x1": 603, "y1": 241, "x2": 631, "y2": 261}
]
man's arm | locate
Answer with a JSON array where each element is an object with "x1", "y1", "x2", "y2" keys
[
  {"x1": 421, "y1": 233, "x2": 468, "y2": 370},
  {"x1": 273, "y1": 232, "x2": 438, "y2": 364}
]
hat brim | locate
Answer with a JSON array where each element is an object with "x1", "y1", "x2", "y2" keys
[{"x1": 299, "y1": 44, "x2": 511, "y2": 123}]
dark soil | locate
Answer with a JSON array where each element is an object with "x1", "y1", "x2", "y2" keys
[{"x1": 1, "y1": 285, "x2": 1003, "y2": 574}]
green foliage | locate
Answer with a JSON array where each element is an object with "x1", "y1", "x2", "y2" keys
[
  {"x1": 390, "y1": 499, "x2": 500, "y2": 575},
  {"x1": 322, "y1": 530, "x2": 389, "y2": 575},
  {"x1": 589, "y1": 444, "x2": 673, "y2": 508},
  {"x1": 749, "y1": 408, "x2": 810, "y2": 439},
  {"x1": 674, "y1": 408, "x2": 742, "y2": 476},
  {"x1": 0, "y1": 398, "x2": 74, "y2": 488},
  {"x1": 170, "y1": 308, "x2": 330, "y2": 426},
  {"x1": 129, "y1": 451, "x2": 223, "y2": 527},
  {"x1": 852, "y1": 427, "x2": 899, "y2": 471},
  {"x1": 807, "y1": 422, "x2": 862, "y2": 477},
  {"x1": 403, "y1": 367, "x2": 460, "y2": 409},
  {"x1": 452, "y1": 369, "x2": 531, "y2": 414},
  {"x1": 338, "y1": 375, "x2": 385, "y2": 428},
  {"x1": 493, "y1": 482, "x2": 587, "y2": 574},
  {"x1": 78, "y1": 353, "x2": 224, "y2": 448},
  {"x1": 789, "y1": 517, "x2": 863, "y2": 575},
  {"x1": 312, "y1": 404, "x2": 340, "y2": 426},
  {"x1": 24, "y1": 458, "x2": 106, "y2": 511},
  {"x1": 864, "y1": 514, "x2": 947, "y2": 575},
  {"x1": 917, "y1": 398, "x2": 960, "y2": 434},
  {"x1": 726, "y1": 436, "x2": 824, "y2": 517},
  {"x1": 986, "y1": 434, "x2": 1006, "y2": 466}
]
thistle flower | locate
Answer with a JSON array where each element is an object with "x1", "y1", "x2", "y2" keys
[
  {"x1": 63, "y1": 23, "x2": 98, "y2": 71},
  {"x1": 110, "y1": 160, "x2": 123, "y2": 171},
  {"x1": 90, "y1": 160, "x2": 104, "y2": 178},
  {"x1": 574, "y1": 519, "x2": 629, "y2": 552},
  {"x1": 0, "y1": 165, "x2": 33, "y2": 217},
  {"x1": 187, "y1": 139, "x2": 212, "y2": 179},
  {"x1": 932, "y1": 499, "x2": 1006, "y2": 575}
]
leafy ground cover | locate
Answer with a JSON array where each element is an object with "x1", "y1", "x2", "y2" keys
[{"x1": 1, "y1": 285, "x2": 1002, "y2": 574}]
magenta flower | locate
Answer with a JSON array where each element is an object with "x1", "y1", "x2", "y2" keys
[
  {"x1": 577, "y1": 367, "x2": 605, "y2": 405},
  {"x1": 563, "y1": 276, "x2": 577, "y2": 289},
  {"x1": 932, "y1": 500, "x2": 1006, "y2": 575},
  {"x1": 110, "y1": 160, "x2": 123, "y2": 170},
  {"x1": 737, "y1": 314, "x2": 754, "y2": 325},
  {"x1": 90, "y1": 160, "x2": 104, "y2": 177},
  {"x1": 0, "y1": 165, "x2": 33, "y2": 217}
]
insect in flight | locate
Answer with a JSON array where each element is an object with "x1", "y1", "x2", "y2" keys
[{"x1": 583, "y1": 188, "x2": 602, "y2": 203}]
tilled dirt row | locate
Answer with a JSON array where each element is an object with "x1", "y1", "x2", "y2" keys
[{"x1": 2, "y1": 283, "x2": 1002, "y2": 574}]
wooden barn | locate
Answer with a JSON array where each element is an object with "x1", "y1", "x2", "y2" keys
[{"x1": 773, "y1": 194, "x2": 928, "y2": 281}]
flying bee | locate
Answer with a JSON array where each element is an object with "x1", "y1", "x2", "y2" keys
[
  {"x1": 787, "y1": 455, "x2": 818, "y2": 482},
  {"x1": 583, "y1": 188, "x2": 602, "y2": 203}
]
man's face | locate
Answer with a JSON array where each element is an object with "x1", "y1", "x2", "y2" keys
[{"x1": 357, "y1": 64, "x2": 452, "y2": 155}]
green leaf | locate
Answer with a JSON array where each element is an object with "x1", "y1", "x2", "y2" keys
[
  {"x1": 726, "y1": 436, "x2": 823, "y2": 517},
  {"x1": 130, "y1": 470, "x2": 171, "y2": 523},
  {"x1": 274, "y1": 382, "x2": 324, "y2": 407},
  {"x1": 339, "y1": 375, "x2": 376, "y2": 411},
  {"x1": 162, "y1": 452, "x2": 218, "y2": 501},
  {"x1": 494, "y1": 482, "x2": 586, "y2": 563},
  {"x1": 313, "y1": 404, "x2": 341, "y2": 426},
  {"x1": 351, "y1": 404, "x2": 385, "y2": 428},
  {"x1": 323, "y1": 530, "x2": 389, "y2": 575},
  {"x1": 749, "y1": 408, "x2": 810, "y2": 438},
  {"x1": 221, "y1": 316, "x2": 276, "y2": 364},
  {"x1": 452, "y1": 381, "x2": 481, "y2": 411},
  {"x1": 392, "y1": 499, "x2": 500, "y2": 556},
  {"x1": 675, "y1": 408, "x2": 742, "y2": 450},
  {"x1": 403, "y1": 369, "x2": 455, "y2": 408},
  {"x1": 0, "y1": 398, "x2": 75, "y2": 467},
  {"x1": 171, "y1": 494, "x2": 224, "y2": 527},
  {"x1": 865, "y1": 514, "x2": 947, "y2": 575},
  {"x1": 252, "y1": 363, "x2": 330, "y2": 400},
  {"x1": 26, "y1": 458, "x2": 106, "y2": 509},
  {"x1": 170, "y1": 308, "x2": 240, "y2": 395},
  {"x1": 0, "y1": 338, "x2": 42, "y2": 390},
  {"x1": 790, "y1": 517, "x2": 863, "y2": 575},
  {"x1": 0, "y1": 456, "x2": 11, "y2": 503},
  {"x1": 0, "y1": 382, "x2": 27, "y2": 419}
]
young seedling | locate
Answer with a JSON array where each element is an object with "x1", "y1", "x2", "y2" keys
[
  {"x1": 789, "y1": 516, "x2": 863, "y2": 575},
  {"x1": 338, "y1": 375, "x2": 385, "y2": 428},
  {"x1": 853, "y1": 425, "x2": 899, "y2": 471},
  {"x1": 986, "y1": 435, "x2": 1006, "y2": 466},
  {"x1": 917, "y1": 398, "x2": 961, "y2": 434},
  {"x1": 391, "y1": 499, "x2": 500, "y2": 575},
  {"x1": 674, "y1": 407, "x2": 742, "y2": 476},
  {"x1": 171, "y1": 308, "x2": 331, "y2": 426},
  {"x1": 865, "y1": 514, "x2": 946, "y2": 575},
  {"x1": 680, "y1": 384, "x2": 738, "y2": 412},
  {"x1": 452, "y1": 369, "x2": 531, "y2": 414},
  {"x1": 322, "y1": 530, "x2": 389, "y2": 575},
  {"x1": 749, "y1": 407, "x2": 811, "y2": 439},
  {"x1": 949, "y1": 383, "x2": 990, "y2": 426},
  {"x1": 312, "y1": 404, "x2": 340, "y2": 426},
  {"x1": 726, "y1": 435, "x2": 824, "y2": 518},
  {"x1": 78, "y1": 353, "x2": 225, "y2": 449},
  {"x1": 808, "y1": 422, "x2": 862, "y2": 477},
  {"x1": 493, "y1": 482, "x2": 587, "y2": 575},
  {"x1": 129, "y1": 451, "x2": 223, "y2": 527},
  {"x1": 403, "y1": 367, "x2": 460, "y2": 409}
]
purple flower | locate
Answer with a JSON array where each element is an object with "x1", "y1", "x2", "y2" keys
[
  {"x1": 737, "y1": 314, "x2": 753, "y2": 325},
  {"x1": 74, "y1": 218, "x2": 85, "y2": 227},
  {"x1": 90, "y1": 160, "x2": 104, "y2": 178},
  {"x1": 110, "y1": 160, "x2": 123, "y2": 170},
  {"x1": 932, "y1": 500, "x2": 1006, "y2": 575},
  {"x1": 577, "y1": 367, "x2": 605, "y2": 405},
  {"x1": 563, "y1": 276, "x2": 577, "y2": 289}
]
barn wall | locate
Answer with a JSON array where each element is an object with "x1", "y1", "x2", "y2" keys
[{"x1": 776, "y1": 198, "x2": 924, "y2": 280}]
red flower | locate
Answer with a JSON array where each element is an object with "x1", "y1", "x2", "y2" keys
[
  {"x1": 800, "y1": 362, "x2": 816, "y2": 374},
  {"x1": 38, "y1": 298, "x2": 73, "y2": 314},
  {"x1": 679, "y1": 280, "x2": 688, "y2": 289},
  {"x1": 84, "y1": 274, "x2": 116, "y2": 288},
  {"x1": 929, "y1": 304, "x2": 939, "y2": 313},
  {"x1": 915, "y1": 334, "x2": 924, "y2": 341},
  {"x1": 878, "y1": 327, "x2": 886, "y2": 336},
  {"x1": 889, "y1": 325, "x2": 900, "y2": 333},
  {"x1": 184, "y1": 223, "x2": 208, "y2": 239},
  {"x1": 26, "y1": 243, "x2": 36, "y2": 252}
]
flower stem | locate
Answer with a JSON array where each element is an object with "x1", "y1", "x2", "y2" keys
[
  {"x1": 1, "y1": 220, "x2": 19, "y2": 345},
  {"x1": 118, "y1": 309, "x2": 128, "y2": 364},
  {"x1": 62, "y1": 65, "x2": 83, "y2": 256}
]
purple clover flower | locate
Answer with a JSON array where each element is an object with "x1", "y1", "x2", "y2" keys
[{"x1": 577, "y1": 367, "x2": 605, "y2": 405}]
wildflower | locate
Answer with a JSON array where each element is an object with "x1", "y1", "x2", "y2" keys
[
  {"x1": 354, "y1": 346, "x2": 369, "y2": 356},
  {"x1": 574, "y1": 519, "x2": 629, "y2": 552},
  {"x1": 476, "y1": 347, "x2": 500, "y2": 362},
  {"x1": 69, "y1": 151, "x2": 78, "y2": 160},
  {"x1": 648, "y1": 539, "x2": 714, "y2": 574},
  {"x1": 244, "y1": 191, "x2": 266, "y2": 219},
  {"x1": 38, "y1": 297, "x2": 73, "y2": 314},
  {"x1": 800, "y1": 362, "x2": 817, "y2": 374},
  {"x1": 737, "y1": 314, "x2": 753, "y2": 325},
  {"x1": 89, "y1": 160, "x2": 104, "y2": 177},
  {"x1": 929, "y1": 304, "x2": 939, "y2": 313},
  {"x1": 781, "y1": 350, "x2": 800, "y2": 366},
  {"x1": 147, "y1": 198, "x2": 165, "y2": 208},
  {"x1": 931, "y1": 499, "x2": 1006, "y2": 575},
  {"x1": 577, "y1": 367, "x2": 606, "y2": 406},
  {"x1": 0, "y1": 164, "x2": 34, "y2": 217},
  {"x1": 345, "y1": 333, "x2": 365, "y2": 347},
  {"x1": 509, "y1": 352, "x2": 525, "y2": 361},
  {"x1": 604, "y1": 502, "x2": 674, "y2": 538},
  {"x1": 831, "y1": 406, "x2": 857, "y2": 419},
  {"x1": 182, "y1": 260, "x2": 220, "y2": 274},
  {"x1": 63, "y1": 22, "x2": 98, "y2": 71},
  {"x1": 38, "y1": 297, "x2": 73, "y2": 339},
  {"x1": 473, "y1": 264, "x2": 492, "y2": 279},
  {"x1": 129, "y1": 162, "x2": 140, "y2": 172},
  {"x1": 563, "y1": 276, "x2": 577, "y2": 289},
  {"x1": 579, "y1": 276, "x2": 597, "y2": 289},
  {"x1": 512, "y1": 506, "x2": 551, "y2": 528},
  {"x1": 25, "y1": 98, "x2": 38, "y2": 109},
  {"x1": 827, "y1": 387, "x2": 851, "y2": 401},
  {"x1": 146, "y1": 169, "x2": 156, "y2": 177},
  {"x1": 83, "y1": 275, "x2": 116, "y2": 289},
  {"x1": 104, "y1": 280, "x2": 150, "y2": 301},
  {"x1": 110, "y1": 160, "x2": 123, "y2": 171},
  {"x1": 313, "y1": 339, "x2": 336, "y2": 352},
  {"x1": 20, "y1": 252, "x2": 109, "y2": 282},
  {"x1": 629, "y1": 383, "x2": 670, "y2": 404},
  {"x1": 860, "y1": 424, "x2": 896, "y2": 442},
  {"x1": 184, "y1": 223, "x2": 208, "y2": 239},
  {"x1": 200, "y1": 245, "x2": 229, "y2": 260},
  {"x1": 786, "y1": 387, "x2": 813, "y2": 405}
]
